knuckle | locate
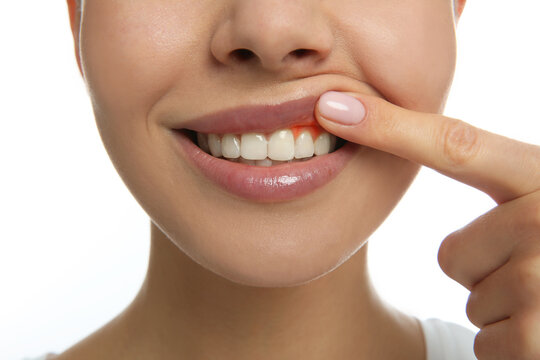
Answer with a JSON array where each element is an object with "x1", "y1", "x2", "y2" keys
[{"x1": 439, "y1": 119, "x2": 480, "y2": 167}]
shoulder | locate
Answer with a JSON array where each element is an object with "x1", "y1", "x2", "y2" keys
[{"x1": 419, "y1": 317, "x2": 478, "y2": 360}]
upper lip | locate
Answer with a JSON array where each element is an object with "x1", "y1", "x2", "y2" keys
[{"x1": 175, "y1": 95, "x2": 319, "y2": 134}]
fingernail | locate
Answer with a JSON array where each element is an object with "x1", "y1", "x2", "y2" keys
[{"x1": 318, "y1": 91, "x2": 366, "y2": 125}]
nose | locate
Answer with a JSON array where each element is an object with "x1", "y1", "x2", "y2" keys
[{"x1": 210, "y1": 1, "x2": 334, "y2": 72}]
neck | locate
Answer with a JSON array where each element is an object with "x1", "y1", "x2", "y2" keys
[{"x1": 60, "y1": 221, "x2": 425, "y2": 360}]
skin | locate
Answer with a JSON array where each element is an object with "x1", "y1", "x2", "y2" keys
[
  {"x1": 60, "y1": 0, "x2": 471, "y2": 359},
  {"x1": 315, "y1": 90, "x2": 540, "y2": 358}
]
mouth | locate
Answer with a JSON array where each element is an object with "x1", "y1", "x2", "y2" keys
[
  {"x1": 178, "y1": 126, "x2": 348, "y2": 166},
  {"x1": 169, "y1": 95, "x2": 359, "y2": 202}
]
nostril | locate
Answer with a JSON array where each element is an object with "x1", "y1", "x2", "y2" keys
[
  {"x1": 231, "y1": 48, "x2": 256, "y2": 62},
  {"x1": 289, "y1": 49, "x2": 315, "y2": 59}
]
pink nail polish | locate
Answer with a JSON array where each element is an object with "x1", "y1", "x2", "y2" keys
[{"x1": 318, "y1": 91, "x2": 366, "y2": 125}]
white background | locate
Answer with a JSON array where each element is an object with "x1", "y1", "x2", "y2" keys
[{"x1": 1, "y1": 1, "x2": 539, "y2": 358}]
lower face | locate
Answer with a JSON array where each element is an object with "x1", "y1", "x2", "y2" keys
[{"x1": 79, "y1": 0, "x2": 457, "y2": 287}]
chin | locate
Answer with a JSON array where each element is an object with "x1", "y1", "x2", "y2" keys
[{"x1": 168, "y1": 221, "x2": 363, "y2": 288}]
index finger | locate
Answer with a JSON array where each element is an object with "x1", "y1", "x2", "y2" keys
[{"x1": 315, "y1": 91, "x2": 540, "y2": 204}]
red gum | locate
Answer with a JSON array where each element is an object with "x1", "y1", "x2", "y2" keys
[{"x1": 290, "y1": 124, "x2": 323, "y2": 140}]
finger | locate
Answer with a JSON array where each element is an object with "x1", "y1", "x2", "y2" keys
[
  {"x1": 438, "y1": 191, "x2": 540, "y2": 289},
  {"x1": 474, "y1": 313, "x2": 540, "y2": 359},
  {"x1": 465, "y1": 257, "x2": 532, "y2": 328},
  {"x1": 315, "y1": 91, "x2": 540, "y2": 204},
  {"x1": 473, "y1": 317, "x2": 513, "y2": 359}
]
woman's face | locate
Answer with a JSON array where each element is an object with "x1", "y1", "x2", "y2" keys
[{"x1": 74, "y1": 0, "x2": 459, "y2": 287}]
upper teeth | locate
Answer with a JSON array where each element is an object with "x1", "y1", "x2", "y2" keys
[{"x1": 196, "y1": 128, "x2": 337, "y2": 162}]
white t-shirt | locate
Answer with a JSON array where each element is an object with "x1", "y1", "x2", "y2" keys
[
  {"x1": 419, "y1": 317, "x2": 478, "y2": 360},
  {"x1": 21, "y1": 317, "x2": 478, "y2": 360}
]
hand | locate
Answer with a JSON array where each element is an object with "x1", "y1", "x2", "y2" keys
[{"x1": 315, "y1": 91, "x2": 540, "y2": 359}]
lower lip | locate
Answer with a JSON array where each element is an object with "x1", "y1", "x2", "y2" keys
[{"x1": 171, "y1": 129, "x2": 360, "y2": 202}]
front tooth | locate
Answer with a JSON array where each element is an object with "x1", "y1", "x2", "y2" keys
[
  {"x1": 268, "y1": 129, "x2": 294, "y2": 161},
  {"x1": 197, "y1": 133, "x2": 210, "y2": 153},
  {"x1": 294, "y1": 130, "x2": 314, "y2": 159},
  {"x1": 240, "y1": 133, "x2": 267, "y2": 160},
  {"x1": 314, "y1": 132, "x2": 332, "y2": 156},
  {"x1": 221, "y1": 134, "x2": 241, "y2": 158},
  {"x1": 208, "y1": 134, "x2": 222, "y2": 157}
]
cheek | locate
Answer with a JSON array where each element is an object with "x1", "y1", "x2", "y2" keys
[
  {"x1": 335, "y1": 0, "x2": 456, "y2": 113},
  {"x1": 78, "y1": 0, "x2": 218, "y2": 200},
  {"x1": 77, "y1": 1, "x2": 219, "y2": 234},
  {"x1": 79, "y1": 0, "x2": 212, "y2": 125}
]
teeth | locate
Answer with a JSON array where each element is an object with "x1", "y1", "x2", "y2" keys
[
  {"x1": 314, "y1": 132, "x2": 332, "y2": 156},
  {"x1": 294, "y1": 130, "x2": 314, "y2": 159},
  {"x1": 240, "y1": 133, "x2": 268, "y2": 160},
  {"x1": 197, "y1": 133, "x2": 210, "y2": 153},
  {"x1": 221, "y1": 134, "x2": 241, "y2": 158},
  {"x1": 208, "y1": 134, "x2": 222, "y2": 157},
  {"x1": 268, "y1": 129, "x2": 295, "y2": 161},
  {"x1": 194, "y1": 127, "x2": 341, "y2": 165}
]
